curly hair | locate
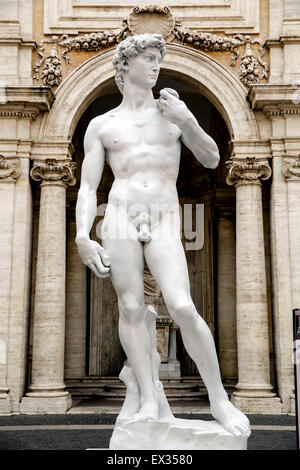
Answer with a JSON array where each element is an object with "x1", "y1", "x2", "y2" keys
[{"x1": 112, "y1": 34, "x2": 166, "y2": 94}]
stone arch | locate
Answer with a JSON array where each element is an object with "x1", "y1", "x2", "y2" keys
[{"x1": 41, "y1": 43, "x2": 258, "y2": 142}]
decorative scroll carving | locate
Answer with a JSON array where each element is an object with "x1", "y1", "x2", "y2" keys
[
  {"x1": 282, "y1": 156, "x2": 300, "y2": 179},
  {"x1": 0, "y1": 155, "x2": 20, "y2": 181},
  {"x1": 30, "y1": 159, "x2": 77, "y2": 186},
  {"x1": 226, "y1": 157, "x2": 272, "y2": 186},
  {"x1": 33, "y1": 5, "x2": 268, "y2": 89}
]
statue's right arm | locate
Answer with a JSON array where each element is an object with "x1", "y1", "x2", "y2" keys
[{"x1": 75, "y1": 117, "x2": 110, "y2": 278}]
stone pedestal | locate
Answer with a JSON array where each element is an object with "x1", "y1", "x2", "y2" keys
[
  {"x1": 110, "y1": 416, "x2": 248, "y2": 450},
  {"x1": 226, "y1": 157, "x2": 282, "y2": 413},
  {"x1": 21, "y1": 159, "x2": 76, "y2": 414},
  {"x1": 113, "y1": 363, "x2": 249, "y2": 450},
  {"x1": 20, "y1": 395, "x2": 72, "y2": 414}
]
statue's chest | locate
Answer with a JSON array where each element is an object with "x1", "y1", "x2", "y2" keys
[{"x1": 102, "y1": 109, "x2": 180, "y2": 151}]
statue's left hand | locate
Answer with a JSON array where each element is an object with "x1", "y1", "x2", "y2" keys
[{"x1": 158, "y1": 88, "x2": 190, "y2": 127}]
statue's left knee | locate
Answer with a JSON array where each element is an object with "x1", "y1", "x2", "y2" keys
[{"x1": 168, "y1": 300, "x2": 198, "y2": 328}]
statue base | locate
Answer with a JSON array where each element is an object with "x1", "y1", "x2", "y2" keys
[{"x1": 109, "y1": 416, "x2": 248, "y2": 450}]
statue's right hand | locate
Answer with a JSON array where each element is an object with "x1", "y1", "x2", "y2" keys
[{"x1": 75, "y1": 238, "x2": 110, "y2": 278}]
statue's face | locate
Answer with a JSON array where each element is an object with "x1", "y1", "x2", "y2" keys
[{"x1": 126, "y1": 47, "x2": 161, "y2": 90}]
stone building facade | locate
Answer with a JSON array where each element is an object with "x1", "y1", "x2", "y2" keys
[{"x1": 0, "y1": 0, "x2": 299, "y2": 415}]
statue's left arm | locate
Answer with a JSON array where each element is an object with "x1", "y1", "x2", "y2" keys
[{"x1": 158, "y1": 89, "x2": 220, "y2": 169}]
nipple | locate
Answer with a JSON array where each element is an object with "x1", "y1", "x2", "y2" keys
[{"x1": 135, "y1": 213, "x2": 152, "y2": 243}]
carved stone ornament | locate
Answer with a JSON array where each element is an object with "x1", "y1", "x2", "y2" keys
[
  {"x1": 30, "y1": 159, "x2": 77, "y2": 186},
  {"x1": 0, "y1": 155, "x2": 20, "y2": 181},
  {"x1": 226, "y1": 157, "x2": 272, "y2": 186},
  {"x1": 238, "y1": 36, "x2": 267, "y2": 87},
  {"x1": 128, "y1": 5, "x2": 175, "y2": 39},
  {"x1": 33, "y1": 5, "x2": 268, "y2": 89},
  {"x1": 34, "y1": 36, "x2": 62, "y2": 86},
  {"x1": 282, "y1": 156, "x2": 300, "y2": 179}
]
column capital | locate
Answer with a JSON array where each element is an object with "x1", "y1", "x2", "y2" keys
[
  {"x1": 282, "y1": 156, "x2": 300, "y2": 180},
  {"x1": 226, "y1": 157, "x2": 272, "y2": 186},
  {"x1": 0, "y1": 155, "x2": 20, "y2": 182},
  {"x1": 30, "y1": 159, "x2": 76, "y2": 186}
]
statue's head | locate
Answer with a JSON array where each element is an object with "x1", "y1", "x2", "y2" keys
[{"x1": 112, "y1": 33, "x2": 166, "y2": 94}]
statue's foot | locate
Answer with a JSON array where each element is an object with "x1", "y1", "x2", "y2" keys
[
  {"x1": 132, "y1": 400, "x2": 158, "y2": 422},
  {"x1": 210, "y1": 400, "x2": 251, "y2": 437}
]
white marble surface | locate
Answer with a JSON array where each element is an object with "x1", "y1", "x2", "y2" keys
[{"x1": 110, "y1": 415, "x2": 247, "y2": 450}]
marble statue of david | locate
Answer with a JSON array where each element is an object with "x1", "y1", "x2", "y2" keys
[{"x1": 75, "y1": 33, "x2": 250, "y2": 440}]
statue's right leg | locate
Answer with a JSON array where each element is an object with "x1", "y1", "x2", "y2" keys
[{"x1": 101, "y1": 210, "x2": 158, "y2": 420}]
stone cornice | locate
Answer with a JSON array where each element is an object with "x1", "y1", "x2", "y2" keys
[
  {"x1": 229, "y1": 139, "x2": 271, "y2": 160},
  {"x1": 0, "y1": 105, "x2": 39, "y2": 120},
  {"x1": 226, "y1": 157, "x2": 272, "y2": 186},
  {"x1": 31, "y1": 141, "x2": 74, "y2": 160},
  {"x1": 0, "y1": 87, "x2": 55, "y2": 113},
  {"x1": 30, "y1": 159, "x2": 76, "y2": 186},
  {"x1": 264, "y1": 105, "x2": 300, "y2": 118},
  {"x1": 249, "y1": 84, "x2": 300, "y2": 111},
  {"x1": 282, "y1": 156, "x2": 300, "y2": 180},
  {"x1": 0, "y1": 155, "x2": 20, "y2": 182},
  {"x1": 0, "y1": 37, "x2": 36, "y2": 48},
  {"x1": 265, "y1": 37, "x2": 300, "y2": 47}
]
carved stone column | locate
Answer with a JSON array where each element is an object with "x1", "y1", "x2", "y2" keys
[
  {"x1": 0, "y1": 156, "x2": 20, "y2": 414},
  {"x1": 282, "y1": 156, "x2": 300, "y2": 413},
  {"x1": 21, "y1": 159, "x2": 76, "y2": 414},
  {"x1": 282, "y1": 157, "x2": 300, "y2": 309},
  {"x1": 226, "y1": 157, "x2": 281, "y2": 413},
  {"x1": 216, "y1": 200, "x2": 237, "y2": 385}
]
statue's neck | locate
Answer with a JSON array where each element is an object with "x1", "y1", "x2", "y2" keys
[{"x1": 121, "y1": 82, "x2": 155, "y2": 112}]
